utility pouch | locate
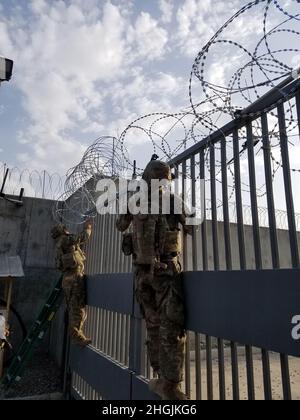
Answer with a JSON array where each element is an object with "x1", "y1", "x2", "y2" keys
[
  {"x1": 122, "y1": 233, "x2": 134, "y2": 256},
  {"x1": 163, "y1": 230, "x2": 181, "y2": 254}
]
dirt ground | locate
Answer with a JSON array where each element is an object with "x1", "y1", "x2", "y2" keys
[
  {"x1": 186, "y1": 351, "x2": 300, "y2": 400},
  {"x1": 0, "y1": 351, "x2": 62, "y2": 400}
]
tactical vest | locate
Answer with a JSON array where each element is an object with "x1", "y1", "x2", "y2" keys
[
  {"x1": 132, "y1": 214, "x2": 168, "y2": 265},
  {"x1": 130, "y1": 214, "x2": 182, "y2": 264},
  {"x1": 56, "y1": 235, "x2": 86, "y2": 272}
]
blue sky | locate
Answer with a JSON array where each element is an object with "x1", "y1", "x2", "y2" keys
[{"x1": 0, "y1": 0, "x2": 299, "y2": 180}]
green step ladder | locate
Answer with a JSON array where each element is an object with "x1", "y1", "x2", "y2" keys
[{"x1": 1, "y1": 276, "x2": 63, "y2": 389}]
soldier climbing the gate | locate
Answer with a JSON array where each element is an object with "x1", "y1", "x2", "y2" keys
[
  {"x1": 116, "y1": 155, "x2": 193, "y2": 400},
  {"x1": 51, "y1": 221, "x2": 92, "y2": 346}
]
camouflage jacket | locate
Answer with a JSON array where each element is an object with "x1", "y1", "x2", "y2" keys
[{"x1": 54, "y1": 226, "x2": 92, "y2": 272}]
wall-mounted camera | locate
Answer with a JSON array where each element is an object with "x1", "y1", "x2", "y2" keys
[{"x1": 0, "y1": 56, "x2": 13, "y2": 82}]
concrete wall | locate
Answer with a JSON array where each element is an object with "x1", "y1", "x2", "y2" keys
[
  {"x1": 0, "y1": 196, "x2": 60, "y2": 351},
  {"x1": 184, "y1": 221, "x2": 300, "y2": 271}
]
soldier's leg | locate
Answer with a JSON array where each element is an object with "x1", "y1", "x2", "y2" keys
[
  {"x1": 62, "y1": 273, "x2": 74, "y2": 334},
  {"x1": 63, "y1": 272, "x2": 89, "y2": 346},
  {"x1": 70, "y1": 274, "x2": 87, "y2": 334},
  {"x1": 135, "y1": 266, "x2": 160, "y2": 376},
  {"x1": 159, "y1": 265, "x2": 185, "y2": 383},
  {"x1": 150, "y1": 261, "x2": 187, "y2": 399}
]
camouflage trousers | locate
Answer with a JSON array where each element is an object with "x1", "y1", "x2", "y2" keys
[
  {"x1": 62, "y1": 271, "x2": 87, "y2": 336},
  {"x1": 134, "y1": 260, "x2": 186, "y2": 384}
]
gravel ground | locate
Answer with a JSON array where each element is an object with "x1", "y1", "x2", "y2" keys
[{"x1": 0, "y1": 351, "x2": 62, "y2": 400}]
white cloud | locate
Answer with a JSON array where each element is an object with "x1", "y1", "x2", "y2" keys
[
  {"x1": 127, "y1": 12, "x2": 169, "y2": 61},
  {"x1": 1, "y1": 0, "x2": 299, "y2": 182},
  {"x1": 0, "y1": 1, "x2": 170, "y2": 173},
  {"x1": 158, "y1": 0, "x2": 174, "y2": 24},
  {"x1": 175, "y1": 0, "x2": 254, "y2": 58}
]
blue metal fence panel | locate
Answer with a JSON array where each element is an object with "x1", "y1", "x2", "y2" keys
[
  {"x1": 184, "y1": 269, "x2": 300, "y2": 357},
  {"x1": 70, "y1": 345, "x2": 132, "y2": 400}
]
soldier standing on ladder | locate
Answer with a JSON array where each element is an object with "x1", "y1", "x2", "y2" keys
[{"x1": 51, "y1": 221, "x2": 92, "y2": 346}]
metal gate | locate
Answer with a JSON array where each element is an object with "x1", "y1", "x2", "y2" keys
[{"x1": 69, "y1": 73, "x2": 300, "y2": 400}]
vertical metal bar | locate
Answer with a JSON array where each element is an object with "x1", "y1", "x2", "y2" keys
[
  {"x1": 245, "y1": 345, "x2": 255, "y2": 400},
  {"x1": 112, "y1": 312, "x2": 117, "y2": 359},
  {"x1": 191, "y1": 154, "x2": 198, "y2": 271},
  {"x1": 217, "y1": 338, "x2": 226, "y2": 401},
  {"x1": 191, "y1": 155, "x2": 202, "y2": 400},
  {"x1": 209, "y1": 143, "x2": 220, "y2": 270},
  {"x1": 261, "y1": 113, "x2": 280, "y2": 268},
  {"x1": 210, "y1": 142, "x2": 226, "y2": 400},
  {"x1": 247, "y1": 120, "x2": 273, "y2": 400},
  {"x1": 116, "y1": 312, "x2": 121, "y2": 362},
  {"x1": 262, "y1": 349, "x2": 272, "y2": 400},
  {"x1": 121, "y1": 314, "x2": 126, "y2": 365},
  {"x1": 206, "y1": 336, "x2": 213, "y2": 400},
  {"x1": 233, "y1": 127, "x2": 255, "y2": 400},
  {"x1": 231, "y1": 342, "x2": 240, "y2": 400},
  {"x1": 98, "y1": 308, "x2": 104, "y2": 351},
  {"x1": 200, "y1": 149, "x2": 208, "y2": 271},
  {"x1": 246, "y1": 121, "x2": 262, "y2": 269},
  {"x1": 195, "y1": 333, "x2": 202, "y2": 400},
  {"x1": 42, "y1": 170, "x2": 46, "y2": 199},
  {"x1": 102, "y1": 309, "x2": 107, "y2": 354},
  {"x1": 99, "y1": 215, "x2": 105, "y2": 273},
  {"x1": 277, "y1": 102, "x2": 299, "y2": 267},
  {"x1": 280, "y1": 354, "x2": 292, "y2": 400},
  {"x1": 221, "y1": 136, "x2": 232, "y2": 269},
  {"x1": 107, "y1": 216, "x2": 113, "y2": 273},
  {"x1": 108, "y1": 311, "x2": 113, "y2": 357},
  {"x1": 102, "y1": 214, "x2": 109, "y2": 273},
  {"x1": 277, "y1": 102, "x2": 297, "y2": 400},
  {"x1": 96, "y1": 308, "x2": 100, "y2": 350},
  {"x1": 233, "y1": 128, "x2": 246, "y2": 269},
  {"x1": 94, "y1": 215, "x2": 101, "y2": 274},
  {"x1": 126, "y1": 314, "x2": 131, "y2": 367},
  {"x1": 89, "y1": 306, "x2": 94, "y2": 345},
  {"x1": 182, "y1": 160, "x2": 188, "y2": 269},
  {"x1": 82, "y1": 379, "x2": 87, "y2": 400},
  {"x1": 182, "y1": 159, "x2": 191, "y2": 397}
]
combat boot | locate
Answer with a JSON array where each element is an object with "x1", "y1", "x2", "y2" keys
[
  {"x1": 149, "y1": 378, "x2": 189, "y2": 400},
  {"x1": 71, "y1": 329, "x2": 91, "y2": 347}
]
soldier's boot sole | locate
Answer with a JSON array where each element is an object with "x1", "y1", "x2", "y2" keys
[{"x1": 149, "y1": 378, "x2": 189, "y2": 400}]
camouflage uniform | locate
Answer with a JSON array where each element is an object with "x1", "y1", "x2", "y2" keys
[
  {"x1": 51, "y1": 223, "x2": 92, "y2": 345},
  {"x1": 116, "y1": 159, "x2": 192, "y2": 399}
]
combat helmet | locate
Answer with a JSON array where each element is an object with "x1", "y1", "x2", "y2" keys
[
  {"x1": 51, "y1": 224, "x2": 68, "y2": 239},
  {"x1": 142, "y1": 155, "x2": 172, "y2": 184}
]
